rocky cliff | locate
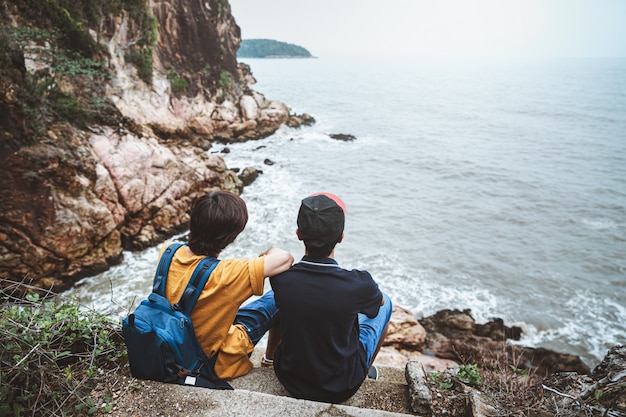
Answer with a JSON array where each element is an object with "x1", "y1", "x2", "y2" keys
[{"x1": 0, "y1": 0, "x2": 299, "y2": 290}]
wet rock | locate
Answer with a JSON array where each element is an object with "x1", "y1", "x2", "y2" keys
[
  {"x1": 475, "y1": 317, "x2": 522, "y2": 341},
  {"x1": 420, "y1": 309, "x2": 476, "y2": 339},
  {"x1": 329, "y1": 133, "x2": 356, "y2": 141},
  {"x1": 586, "y1": 345, "x2": 626, "y2": 412},
  {"x1": 238, "y1": 167, "x2": 260, "y2": 186},
  {"x1": 592, "y1": 344, "x2": 626, "y2": 380},
  {"x1": 286, "y1": 113, "x2": 316, "y2": 128}
]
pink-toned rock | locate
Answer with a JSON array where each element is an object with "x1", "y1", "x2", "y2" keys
[
  {"x1": 375, "y1": 347, "x2": 459, "y2": 373},
  {"x1": 385, "y1": 324, "x2": 427, "y2": 349},
  {"x1": 375, "y1": 346, "x2": 411, "y2": 367},
  {"x1": 409, "y1": 354, "x2": 459, "y2": 373},
  {"x1": 90, "y1": 128, "x2": 239, "y2": 251},
  {"x1": 239, "y1": 95, "x2": 259, "y2": 120},
  {"x1": 384, "y1": 306, "x2": 427, "y2": 350}
]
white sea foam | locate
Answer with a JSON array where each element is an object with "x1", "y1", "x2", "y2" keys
[{"x1": 514, "y1": 291, "x2": 626, "y2": 366}]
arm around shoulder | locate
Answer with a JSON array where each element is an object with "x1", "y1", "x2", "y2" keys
[{"x1": 261, "y1": 247, "x2": 294, "y2": 277}]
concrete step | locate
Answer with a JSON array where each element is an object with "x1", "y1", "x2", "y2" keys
[
  {"x1": 225, "y1": 349, "x2": 416, "y2": 415},
  {"x1": 109, "y1": 348, "x2": 420, "y2": 416},
  {"x1": 114, "y1": 381, "x2": 415, "y2": 417},
  {"x1": 109, "y1": 348, "x2": 497, "y2": 416}
]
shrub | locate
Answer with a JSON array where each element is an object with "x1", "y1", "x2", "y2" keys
[
  {"x1": 167, "y1": 70, "x2": 189, "y2": 96},
  {"x1": 126, "y1": 12, "x2": 158, "y2": 84},
  {"x1": 218, "y1": 70, "x2": 232, "y2": 90},
  {"x1": 0, "y1": 279, "x2": 127, "y2": 417}
]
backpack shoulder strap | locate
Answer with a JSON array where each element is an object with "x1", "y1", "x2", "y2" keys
[
  {"x1": 152, "y1": 242, "x2": 186, "y2": 296},
  {"x1": 175, "y1": 257, "x2": 220, "y2": 316}
]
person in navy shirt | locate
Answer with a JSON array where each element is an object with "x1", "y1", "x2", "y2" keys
[{"x1": 267, "y1": 192, "x2": 392, "y2": 404}]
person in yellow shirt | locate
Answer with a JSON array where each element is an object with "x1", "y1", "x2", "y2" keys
[{"x1": 162, "y1": 191, "x2": 293, "y2": 380}]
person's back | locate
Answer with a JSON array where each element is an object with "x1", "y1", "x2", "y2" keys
[
  {"x1": 162, "y1": 191, "x2": 293, "y2": 380},
  {"x1": 269, "y1": 193, "x2": 392, "y2": 403}
]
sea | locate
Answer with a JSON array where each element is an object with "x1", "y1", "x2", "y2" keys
[{"x1": 66, "y1": 56, "x2": 626, "y2": 368}]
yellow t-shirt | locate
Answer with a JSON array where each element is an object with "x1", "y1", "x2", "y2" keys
[{"x1": 160, "y1": 244, "x2": 265, "y2": 379}]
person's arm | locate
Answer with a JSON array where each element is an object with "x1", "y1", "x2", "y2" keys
[{"x1": 260, "y1": 247, "x2": 294, "y2": 277}]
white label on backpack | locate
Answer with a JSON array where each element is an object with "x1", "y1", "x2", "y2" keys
[{"x1": 184, "y1": 376, "x2": 197, "y2": 386}]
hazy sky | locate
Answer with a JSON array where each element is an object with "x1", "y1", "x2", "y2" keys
[{"x1": 229, "y1": 0, "x2": 626, "y2": 58}]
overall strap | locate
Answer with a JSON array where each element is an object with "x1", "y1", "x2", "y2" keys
[
  {"x1": 152, "y1": 242, "x2": 185, "y2": 296},
  {"x1": 175, "y1": 257, "x2": 220, "y2": 316}
]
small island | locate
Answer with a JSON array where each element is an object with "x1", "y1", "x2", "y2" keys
[{"x1": 238, "y1": 38, "x2": 314, "y2": 58}]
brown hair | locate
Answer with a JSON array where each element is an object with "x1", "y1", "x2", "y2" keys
[{"x1": 188, "y1": 191, "x2": 248, "y2": 256}]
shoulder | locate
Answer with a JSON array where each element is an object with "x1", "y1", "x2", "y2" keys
[
  {"x1": 215, "y1": 257, "x2": 266, "y2": 294},
  {"x1": 343, "y1": 267, "x2": 374, "y2": 281},
  {"x1": 344, "y1": 268, "x2": 380, "y2": 294},
  {"x1": 216, "y1": 257, "x2": 263, "y2": 274}
]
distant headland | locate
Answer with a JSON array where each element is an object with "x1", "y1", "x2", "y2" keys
[{"x1": 238, "y1": 39, "x2": 315, "y2": 58}]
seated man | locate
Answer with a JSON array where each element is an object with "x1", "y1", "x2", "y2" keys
[
  {"x1": 162, "y1": 191, "x2": 293, "y2": 380},
  {"x1": 267, "y1": 192, "x2": 392, "y2": 403}
]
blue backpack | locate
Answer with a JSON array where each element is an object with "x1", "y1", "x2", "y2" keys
[{"x1": 122, "y1": 243, "x2": 232, "y2": 389}]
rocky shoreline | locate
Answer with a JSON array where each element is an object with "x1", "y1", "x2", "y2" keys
[{"x1": 382, "y1": 306, "x2": 590, "y2": 376}]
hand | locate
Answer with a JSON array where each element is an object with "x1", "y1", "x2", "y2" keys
[{"x1": 261, "y1": 248, "x2": 294, "y2": 277}]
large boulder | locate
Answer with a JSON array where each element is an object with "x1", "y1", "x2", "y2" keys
[
  {"x1": 0, "y1": 129, "x2": 122, "y2": 289},
  {"x1": 0, "y1": 126, "x2": 239, "y2": 290}
]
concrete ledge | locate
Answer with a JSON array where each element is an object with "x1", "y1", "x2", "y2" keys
[
  {"x1": 122, "y1": 384, "x2": 415, "y2": 417},
  {"x1": 108, "y1": 349, "x2": 422, "y2": 416},
  {"x1": 235, "y1": 349, "x2": 413, "y2": 414},
  {"x1": 230, "y1": 366, "x2": 412, "y2": 415}
]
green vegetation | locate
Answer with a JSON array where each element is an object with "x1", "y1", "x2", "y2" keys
[
  {"x1": 218, "y1": 70, "x2": 233, "y2": 89},
  {"x1": 430, "y1": 371, "x2": 454, "y2": 389},
  {"x1": 167, "y1": 70, "x2": 189, "y2": 96},
  {"x1": 4, "y1": 26, "x2": 106, "y2": 79},
  {"x1": 51, "y1": 53, "x2": 107, "y2": 78},
  {"x1": 238, "y1": 38, "x2": 313, "y2": 58},
  {"x1": 2, "y1": 0, "x2": 155, "y2": 80},
  {"x1": 217, "y1": 0, "x2": 230, "y2": 17},
  {"x1": 430, "y1": 365, "x2": 482, "y2": 389},
  {"x1": 14, "y1": 0, "x2": 98, "y2": 57},
  {"x1": 595, "y1": 389, "x2": 603, "y2": 403},
  {"x1": 457, "y1": 364, "x2": 482, "y2": 387},
  {"x1": 8, "y1": 0, "x2": 147, "y2": 37},
  {"x1": 0, "y1": 0, "x2": 158, "y2": 138},
  {"x1": 0, "y1": 25, "x2": 107, "y2": 131},
  {"x1": 508, "y1": 364, "x2": 529, "y2": 376},
  {"x1": 126, "y1": 11, "x2": 159, "y2": 84},
  {"x1": 0, "y1": 279, "x2": 127, "y2": 417}
]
